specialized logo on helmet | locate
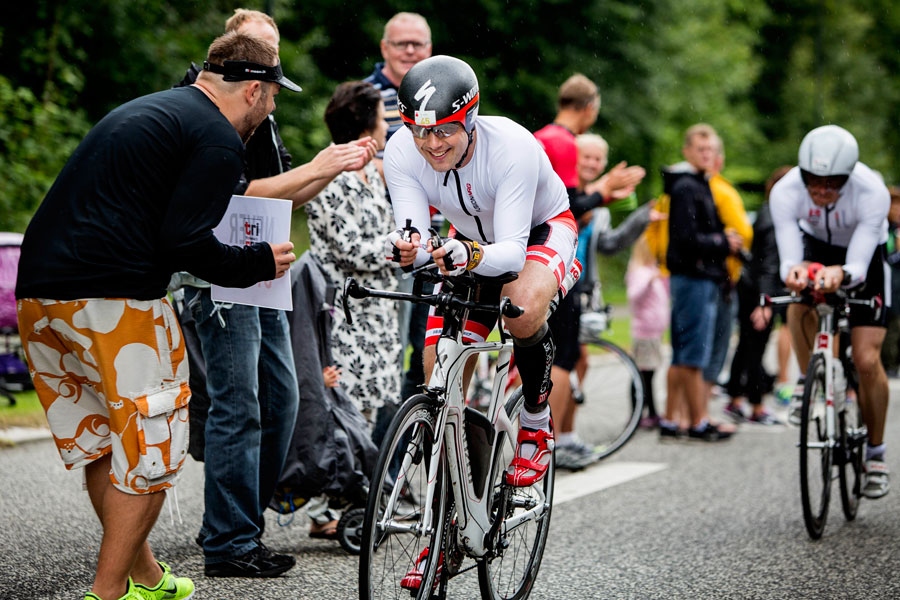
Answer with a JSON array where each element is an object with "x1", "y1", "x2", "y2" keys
[
  {"x1": 414, "y1": 80, "x2": 437, "y2": 126},
  {"x1": 451, "y1": 84, "x2": 479, "y2": 112},
  {"x1": 812, "y1": 157, "x2": 831, "y2": 172}
]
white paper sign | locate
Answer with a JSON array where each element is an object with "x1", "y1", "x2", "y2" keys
[{"x1": 211, "y1": 195, "x2": 293, "y2": 311}]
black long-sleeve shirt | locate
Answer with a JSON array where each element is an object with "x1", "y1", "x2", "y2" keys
[
  {"x1": 16, "y1": 86, "x2": 274, "y2": 300},
  {"x1": 743, "y1": 203, "x2": 782, "y2": 297},
  {"x1": 664, "y1": 168, "x2": 729, "y2": 282}
]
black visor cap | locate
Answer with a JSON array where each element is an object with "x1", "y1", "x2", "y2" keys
[{"x1": 203, "y1": 60, "x2": 302, "y2": 93}]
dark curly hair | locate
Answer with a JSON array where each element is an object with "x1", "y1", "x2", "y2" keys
[{"x1": 324, "y1": 81, "x2": 383, "y2": 144}]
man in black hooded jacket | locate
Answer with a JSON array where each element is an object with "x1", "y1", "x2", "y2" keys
[{"x1": 661, "y1": 123, "x2": 742, "y2": 441}]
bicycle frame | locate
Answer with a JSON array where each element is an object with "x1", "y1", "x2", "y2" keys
[
  {"x1": 809, "y1": 302, "x2": 840, "y2": 450},
  {"x1": 371, "y1": 280, "x2": 548, "y2": 560},
  {"x1": 764, "y1": 287, "x2": 877, "y2": 445}
]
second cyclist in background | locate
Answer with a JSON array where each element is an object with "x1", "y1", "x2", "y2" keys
[{"x1": 770, "y1": 124, "x2": 891, "y2": 499}]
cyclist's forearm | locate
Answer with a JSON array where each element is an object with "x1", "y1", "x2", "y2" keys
[{"x1": 470, "y1": 241, "x2": 525, "y2": 276}]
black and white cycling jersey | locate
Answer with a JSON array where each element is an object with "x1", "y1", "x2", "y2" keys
[
  {"x1": 384, "y1": 115, "x2": 570, "y2": 276},
  {"x1": 770, "y1": 162, "x2": 889, "y2": 286}
]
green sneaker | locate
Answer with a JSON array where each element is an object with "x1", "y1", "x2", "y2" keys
[
  {"x1": 132, "y1": 562, "x2": 195, "y2": 600},
  {"x1": 774, "y1": 383, "x2": 794, "y2": 406},
  {"x1": 85, "y1": 582, "x2": 142, "y2": 599}
]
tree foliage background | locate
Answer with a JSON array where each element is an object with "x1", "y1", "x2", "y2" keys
[{"x1": 2, "y1": 0, "x2": 899, "y2": 232}]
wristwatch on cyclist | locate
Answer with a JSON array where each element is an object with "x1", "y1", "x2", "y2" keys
[{"x1": 466, "y1": 241, "x2": 483, "y2": 270}]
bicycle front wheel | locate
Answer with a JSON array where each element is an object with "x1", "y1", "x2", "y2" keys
[
  {"x1": 477, "y1": 389, "x2": 554, "y2": 600},
  {"x1": 360, "y1": 395, "x2": 448, "y2": 600},
  {"x1": 799, "y1": 354, "x2": 832, "y2": 539},
  {"x1": 573, "y1": 339, "x2": 644, "y2": 460}
]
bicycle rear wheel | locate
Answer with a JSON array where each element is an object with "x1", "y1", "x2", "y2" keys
[
  {"x1": 799, "y1": 355, "x2": 832, "y2": 539},
  {"x1": 838, "y1": 397, "x2": 865, "y2": 521},
  {"x1": 573, "y1": 339, "x2": 644, "y2": 460},
  {"x1": 360, "y1": 395, "x2": 448, "y2": 600},
  {"x1": 477, "y1": 389, "x2": 553, "y2": 600}
]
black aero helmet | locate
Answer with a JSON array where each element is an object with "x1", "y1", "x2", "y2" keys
[{"x1": 398, "y1": 55, "x2": 479, "y2": 133}]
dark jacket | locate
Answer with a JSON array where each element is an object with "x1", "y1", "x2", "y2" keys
[
  {"x1": 664, "y1": 166, "x2": 729, "y2": 282},
  {"x1": 738, "y1": 203, "x2": 782, "y2": 298},
  {"x1": 364, "y1": 62, "x2": 403, "y2": 157},
  {"x1": 271, "y1": 252, "x2": 378, "y2": 509}
]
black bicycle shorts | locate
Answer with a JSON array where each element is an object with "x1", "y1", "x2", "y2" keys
[
  {"x1": 802, "y1": 233, "x2": 888, "y2": 328},
  {"x1": 547, "y1": 291, "x2": 581, "y2": 371}
]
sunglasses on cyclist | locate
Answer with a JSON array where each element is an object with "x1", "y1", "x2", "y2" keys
[
  {"x1": 800, "y1": 169, "x2": 849, "y2": 191},
  {"x1": 405, "y1": 121, "x2": 464, "y2": 139}
]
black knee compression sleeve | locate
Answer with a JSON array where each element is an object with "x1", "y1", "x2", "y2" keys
[{"x1": 513, "y1": 322, "x2": 555, "y2": 412}]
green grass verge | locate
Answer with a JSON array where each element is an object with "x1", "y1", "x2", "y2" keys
[
  {"x1": 597, "y1": 308, "x2": 632, "y2": 350},
  {"x1": 0, "y1": 390, "x2": 46, "y2": 428}
]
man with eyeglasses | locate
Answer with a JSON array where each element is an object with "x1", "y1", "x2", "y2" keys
[
  {"x1": 770, "y1": 124, "x2": 891, "y2": 499},
  {"x1": 365, "y1": 12, "x2": 432, "y2": 149}
]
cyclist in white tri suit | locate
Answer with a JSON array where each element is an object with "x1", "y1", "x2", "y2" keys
[
  {"x1": 385, "y1": 55, "x2": 577, "y2": 490},
  {"x1": 770, "y1": 124, "x2": 891, "y2": 498}
]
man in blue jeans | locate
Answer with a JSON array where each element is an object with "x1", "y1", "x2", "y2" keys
[
  {"x1": 182, "y1": 9, "x2": 375, "y2": 578},
  {"x1": 661, "y1": 124, "x2": 742, "y2": 441}
]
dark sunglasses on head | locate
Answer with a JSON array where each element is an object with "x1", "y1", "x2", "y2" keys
[
  {"x1": 405, "y1": 121, "x2": 463, "y2": 139},
  {"x1": 800, "y1": 169, "x2": 849, "y2": 191}
]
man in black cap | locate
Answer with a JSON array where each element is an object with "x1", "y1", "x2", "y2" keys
[
  {"x1": 172, "y1": 9, "x2": 377, "y2": 580},
  {"x1": 16, "y1": 31, "x2": 298, "y2": 600}
]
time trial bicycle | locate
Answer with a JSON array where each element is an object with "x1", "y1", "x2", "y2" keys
[
  {"x1": 762, "y1": 263, "x2": 878, "y2": 539},
  {"x1": 345, "y1": 265, "x2": 557, "y2": 600}
]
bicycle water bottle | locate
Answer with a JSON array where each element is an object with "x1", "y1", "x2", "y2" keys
[{"x1": 833, "y1": 359, "x2": 846, "y2": 409}]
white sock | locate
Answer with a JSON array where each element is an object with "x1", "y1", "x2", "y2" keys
[
  {"x1": 557, "y1": 432, "x2": 577, "y2": 447},
  {"x1": 517, "y1": 406, "x2": 551, "y2": 462},
  {"x1": 520, "y1": 405, "x2": 550, "y2": 431},
  {"x1": 867, "y1": 444, "x2": 886, "y2": 461}
]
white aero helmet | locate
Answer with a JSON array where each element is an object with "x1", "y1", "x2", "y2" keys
[{"x1": 798, "y1": 125, "x2": 858, "y2": 177}]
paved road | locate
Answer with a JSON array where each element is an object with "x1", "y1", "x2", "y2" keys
[{"x1": 4, "y1": 383, "x2": 900, "y2": 599}]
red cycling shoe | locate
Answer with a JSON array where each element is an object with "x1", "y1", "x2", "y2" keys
[
  {"x1": 400, "y1": 547, "x2": 442, "y2": 591},
  {"x1": 505, "y1": 422, "x2": 555, "y2": 487}
]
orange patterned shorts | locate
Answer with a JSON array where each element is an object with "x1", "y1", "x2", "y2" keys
[{"x1": 17, "y1": 297, "x2": 191, "y2": 495}]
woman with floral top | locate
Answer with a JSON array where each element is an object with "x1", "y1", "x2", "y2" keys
[{"x1": 305, "y1": 81, "x2": 399, "y2": 422}]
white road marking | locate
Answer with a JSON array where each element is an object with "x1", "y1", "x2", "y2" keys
[{"x1": 554, "y1": 461, "x2": 667, "y2": 505}]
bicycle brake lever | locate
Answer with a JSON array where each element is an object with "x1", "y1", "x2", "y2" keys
[
  {"x1": 498, "y1": 297, "x2": 524, "y2": 345},
  {"x1": 342, "y1": 278, "x2": 371, "y2": 324},
  {"x1": 342, "y1": 278, "x2": 358, "y2": 325},
  {"x1": 428, "y1": 227, "x2": 443, "y2": 250}
]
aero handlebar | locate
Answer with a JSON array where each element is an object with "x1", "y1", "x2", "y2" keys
[{"x1": 342, "y1": 275, "x2": 524, "y2": 326}]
